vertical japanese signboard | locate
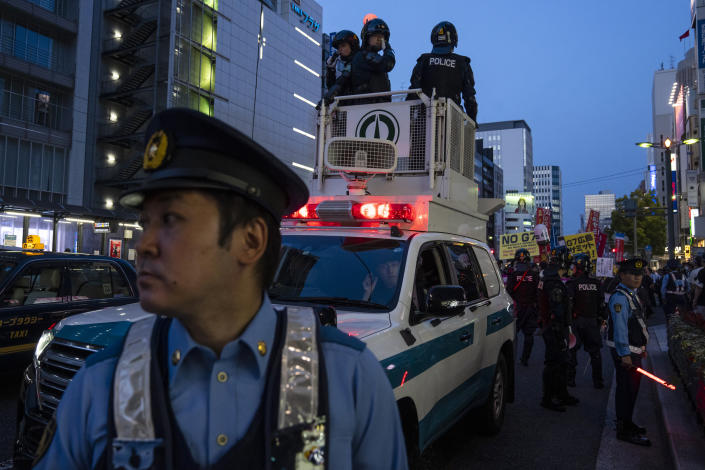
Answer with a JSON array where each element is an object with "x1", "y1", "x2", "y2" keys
[{"x1": 535, "y1": 207, "x2": 552, "y2": 263}]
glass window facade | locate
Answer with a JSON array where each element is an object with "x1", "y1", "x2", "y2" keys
[
  {"x1": 0, "y1": 136, "x2": 67, "y2": 197},
  {"x1": 173, "y1": 1, "x2": 218, "y2": 116},
  {"x1": 0, "y1": 72, "x2": 71, "y2": 131}
]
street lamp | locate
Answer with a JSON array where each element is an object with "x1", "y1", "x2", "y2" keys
[{"x1": 634, "y1": 136, "x2": 700, "y2": 259}]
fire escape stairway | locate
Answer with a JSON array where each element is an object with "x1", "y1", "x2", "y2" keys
[
  {"x1": 105, "y1": 0, "x2": 156, "y2": 25},
  {"x1": 103, "y1": 65, "x2": 155, "y2": 106},
  {"x1": 117, "y1": 153, "x2": 145, "y2": 181},
  {"x1": 104, "y1": 20, "x2": 157, "y2": 65},
  {"x1": 102, "y1": 108, "x2": 152, "y2": 147}
]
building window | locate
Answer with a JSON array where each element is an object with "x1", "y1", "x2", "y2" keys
[{"x1": 13, "y1": 25, "x2": 53, "y2": 69}]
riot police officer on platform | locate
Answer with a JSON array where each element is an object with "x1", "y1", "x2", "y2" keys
[
  {"x1": 566, "y1": 254, "x2": 606, "y2": 389},
  {"x1": 538, "y1": 246, "x2": 579, "y2": 412},
  {"x1": 407, "y1": 21, "x2": 477, "y2": 121},
  {"x1": 607, "y1": 258, "x2": 651, "y2": 446},
  {"x1": 32, "y1": 109, "x2": 408, "y2": 469},
  {"x1": 348, "y1": 18, "x2": 395, "y2": 104},
  {"x1": 507, "y1": 249, "x2": 539, "y2": 366},
  {"x1": 322, "y1": 30, "x2": 360, "y2": 105}
]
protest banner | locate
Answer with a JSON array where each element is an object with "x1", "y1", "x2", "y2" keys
[
  {"x1": 563, "y1": 232, "x2": 598, "y2": 262},
  {"x1": 534, "y1": 207, "x2": 552, "y2": 263},
  {"x1": 614, "y1": 233, "x2": 625, "y2": 262},
  {"x1": 499, "y1": 231, "x2": 539, "y2": 260},
  {"x1": 595, "y1": 257, "x2": 614, "y2": 278}
]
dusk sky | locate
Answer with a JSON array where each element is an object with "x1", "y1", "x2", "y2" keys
[{"x1": 322, "y1": 1, "x2": 690, "y2": 234}]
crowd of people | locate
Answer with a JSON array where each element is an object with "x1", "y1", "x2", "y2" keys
[
  {"x1": 500, "y1": 248, "x2": 696, "y2": 448},
  {"x1": 321, "y1": 18, "x2": 478, "y2": 121}
]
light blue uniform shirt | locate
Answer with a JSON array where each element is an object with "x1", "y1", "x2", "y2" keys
[
  {"x1": 608, "y1": 283, "x2": 640, "y2": 357},
  {"x1": 34, "y1": 295, "x2": 408, "y2": 469}
]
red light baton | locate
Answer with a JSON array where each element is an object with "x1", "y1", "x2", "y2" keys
[{"x1": 635, "y1": 367, "x2": 676, "y2": 390}]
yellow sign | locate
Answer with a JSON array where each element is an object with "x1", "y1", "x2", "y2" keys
[
  {"x1": 685, "y1": 245, "x2": 691, "y2": 260},
  {"x1": 498, "y1": 231, "x2": 539, "y2": 260},
  {"x1": 22, "y1": 235, "x2": 45, "y2": 250},
  {"x1": 563, "y1": 232, "x2": 597, "y2": 262}
]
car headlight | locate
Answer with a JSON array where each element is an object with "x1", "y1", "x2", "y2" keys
[{"x1": 34, "y1": 329, "x2": 55, "y2": 362}]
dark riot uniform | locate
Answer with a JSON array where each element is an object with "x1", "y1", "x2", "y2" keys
[
  {"x1": 538, "y1": 265, "x2": 576, "y2": 410},
  {"x1": 348, "y1": 46, "x2": 396, "y2": 104},
  {"x1": 567, "y1": 271, "x2": 606, "y2": 388},
  {"x1": 408, "y1": 52, "x2": 477, "y2": 121},
  {"x1": 507, "y1": 262, "x2": 539, "y2": 365}
]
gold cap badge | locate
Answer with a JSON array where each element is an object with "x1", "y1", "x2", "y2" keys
[
  {"x1": 257, "y1": 341, "x2": 267, "y2": 356},
  {"x1": 635, "y1": 260, "x2": 643, "y2": 269},
  {"x1": 143, "y1": 130, "x2": 170, "y2": 170}
]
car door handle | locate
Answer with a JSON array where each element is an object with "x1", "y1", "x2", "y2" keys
[
  {"x1": 490, "y1": 317, "x2": 503, "y2": 326},
  {"x1": 459, "y1": 332, "x2": 472, "y2": 342},
  {"x1": 470, "y1": 300, "x2": 491, "y2": 312}
]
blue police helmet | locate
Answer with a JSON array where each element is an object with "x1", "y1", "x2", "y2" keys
[
  {"x1": 361, "y1": 18, "x2": 390, "y2": 44},
  {"x1": 431, "y1": 21, "x2": 458, "y2": 48},
  {"x1": 332, "y1": 30, "x2": 360, "y2": 53}
]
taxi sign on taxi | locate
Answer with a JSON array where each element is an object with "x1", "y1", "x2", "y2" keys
[{"x1": 499, "y1": 231, "x2": 539, "y2": 260}]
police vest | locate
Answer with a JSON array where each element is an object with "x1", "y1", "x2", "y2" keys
[
  {"x1": 417, "y1": 52, "x2": 467, "y2": 106},
  {"x1": 666, "y1": 272, "x2": 686, "y2": 295},
  {"x1": 510, "y1": 269, "x2": 538, "y2": 305},
  {"x1": 570, "y1": 276, "x2": 601, "y2": 318},
  {"x1": 101, "y1": 307, "x2": 332, "y2": 470},
  {"x1": 538, "y1": 277, "x2": 569, "y2": 327},
  {"x1": 606, "y1": 287, "x2": 649, "y2": 355}
]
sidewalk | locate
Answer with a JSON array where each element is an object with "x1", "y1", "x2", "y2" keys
[{"x1": 647, "y1": 323, "x2": 705, "y2": 470}]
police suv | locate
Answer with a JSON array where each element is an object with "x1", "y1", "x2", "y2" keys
[{"x1": 16, "y1": 90, "x2": 515, "y2": 465}]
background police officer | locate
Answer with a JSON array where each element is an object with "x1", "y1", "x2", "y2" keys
[
  {"x1": 661, "y1": 258, "x2": 688, "y2": 316},
  {"x1": 33, "y1": 109, "x2": 408, "y2": 470},
  {"x1": 349, "y1": 18, "x2": 396, "y2": 104},
  {"x1": 321, "y1": 30, "x2": 360, "y2": 106},
  {"x1": 607, "y1": 258, "x2": 651, "y2": 446},
  {"x1": 537, "y1": 247, "x2": 579, "y2": 412},
  {"x1": 407, "y1": 21, "x2": 477, "y2": 121},
  {"x1": 507, "y1": 248, "x2": 539, "y2": 366},
  {"x1": 566, "y1": 254, "x2": 606, "y2": 389}
]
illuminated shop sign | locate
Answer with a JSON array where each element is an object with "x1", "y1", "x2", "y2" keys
[
  {"x1": 291, "y1": 2, "x2": 320, "y2": 32},
  {"x1": 649, "y1": 165, "x2": 657, "y2": 191}
]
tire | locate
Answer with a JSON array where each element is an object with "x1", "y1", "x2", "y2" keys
[{"x1": 477, "y1": 353, "x2": 507, "y2": 435}]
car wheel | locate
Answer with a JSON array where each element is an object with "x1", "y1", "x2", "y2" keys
[{"x1": 477, "y1": 353, "x2": 507, "y2": 435}]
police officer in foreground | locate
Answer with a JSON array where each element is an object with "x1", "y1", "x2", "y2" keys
[
  {"x1": 507, "y1": 249, "x2": 539, "y2": 366},
  {"x1": 606, "y1": 258, "x2": 651, "y2": 446},
  {"x1": 407, "y1": 21, "x2": 477, "y2": 122},
  {"x1": 321, "y1": 30, "x2": 360, "y2": 106},
  {"x1": 661, "y1": 258, "x2": 688, "y2": 316},
  {"x1": 33, "y1": 108, "x2": 408, "y2": 469},
  {"x1": 566, "y1": 254, "x2": 606, "y2": 389},
  {"x1": 349, "y1": 18, "x2": 395, "y2": 104},
  {"x1": 537, "y1": 247, "x2": 579, "y2": 412}
]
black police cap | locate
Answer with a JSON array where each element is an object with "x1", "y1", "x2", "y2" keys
[
  {"x1": 617, "y1": 258, "x2": 646, "y2": 274},
  {"x1": 119, "y1": 108, "x2": 309, "y2": 218}
]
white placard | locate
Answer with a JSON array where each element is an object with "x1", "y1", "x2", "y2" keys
[
  {"x1": 596, "y1": 257, "x2": 614, "y2": 278},
  {"x1": 124, "y1": 229, "x2": 133, "y2": 240},
  {"x1": 128, "y1": 249, "x2": 136, "y2": 261}
]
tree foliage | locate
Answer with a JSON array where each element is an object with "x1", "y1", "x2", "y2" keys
[{"x1": 607, "y1": 190, "x2": 667, "y2": 256}]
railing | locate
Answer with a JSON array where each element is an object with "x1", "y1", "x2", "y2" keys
[
  {"x1": 0, "y1": 89, "x2": 72, "y2": 132},
  {"x1": 320, "y1": 89, "x2": 476, "y2": 190}
]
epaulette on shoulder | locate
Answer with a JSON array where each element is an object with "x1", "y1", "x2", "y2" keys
[
  {"x1": 85, "y1": 342, "x2": 123, "y2": 367},
  {"x1": 319, "y1": 326, "x2": 365, "y2": 352}
]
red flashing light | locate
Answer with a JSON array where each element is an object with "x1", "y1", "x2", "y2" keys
[
  {"x1": 284, "y1": 204, "x2": 319, "y2": 219},
  {"x1": 400, "y1": 370, "x2": 409, "y2": 387},
  {"x1": 48, "y1": 322, "x2": 56, "y2": 330},
  {"x1": 612, "y1": 248, "x2": 616, "y2": 253},
  {"x1": 351, "y1": 203, "x2": 414, "y2": 222}
]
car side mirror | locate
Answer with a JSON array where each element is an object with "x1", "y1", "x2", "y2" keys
[{"x1": 426, "y1": 285, "x2": 469, "y2": 316}]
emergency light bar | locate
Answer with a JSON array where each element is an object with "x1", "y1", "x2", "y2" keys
[{"x1": 284, "y1": 201, "x2": 414, "y2": 223}]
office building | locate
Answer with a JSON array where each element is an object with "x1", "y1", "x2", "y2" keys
[
  {"x1": 585, "y1": 191, "x2": 615, "y2": 230},
  {"x1": 474, "y1": 139, "x2": 503, "y2": 249},
  {"x1": 476, "y1": 120, "x2": 533, "y2": 194},
  {"x1": 0, "y1": 0, "x2": 323, "y2": 255},
  {"x1": 532, "y1": 165, "x2": 563, "y2": 238}
]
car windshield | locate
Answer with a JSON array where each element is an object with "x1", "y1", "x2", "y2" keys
[
  {"x1": 270, "y1": 235, "x2": 407, "y2": 311},
  {"x1": 0, "y1": 259, "x2": 16, "y2": 285}
]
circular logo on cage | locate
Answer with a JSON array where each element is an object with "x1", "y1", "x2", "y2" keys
[{"x1": 355, "y1": 110, "x2": 400, "y2": 143}]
